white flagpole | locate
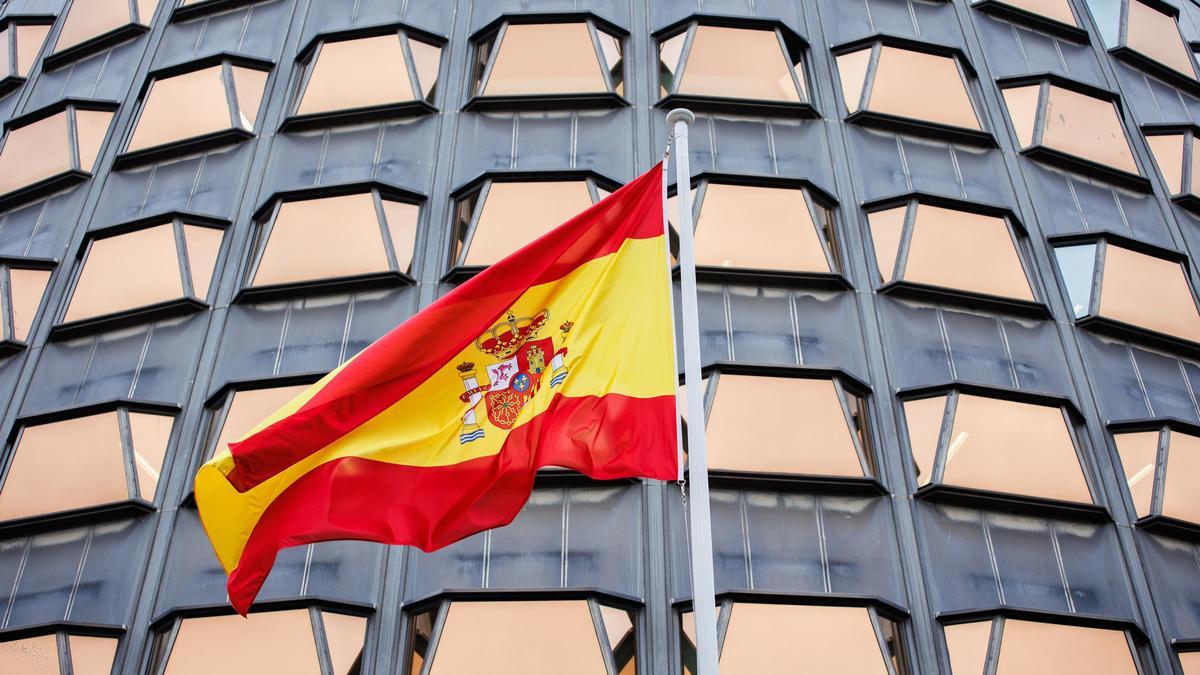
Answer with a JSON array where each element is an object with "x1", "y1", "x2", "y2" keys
[{"x1": 667, "y1": 108, "x2": 721, "y2": 675}]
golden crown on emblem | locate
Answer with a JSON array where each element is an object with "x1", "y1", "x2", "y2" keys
[{"x1": 475, "y1": 310, "x2": 549, "y2": 359}]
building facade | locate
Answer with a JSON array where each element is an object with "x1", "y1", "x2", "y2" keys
[{"x1": 1, "y1": 0, "x2": 1200, "y2": 672}]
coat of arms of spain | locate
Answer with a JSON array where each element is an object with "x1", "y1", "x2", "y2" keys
[{"x1": 455, "y1": 309, "x2": 571, "y2": 444}]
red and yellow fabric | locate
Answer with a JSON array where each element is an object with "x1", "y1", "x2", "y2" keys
[{"x1": 195, "y1": 164, "x2": 677, "y2": 614}]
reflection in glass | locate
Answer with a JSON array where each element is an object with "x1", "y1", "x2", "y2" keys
[
  {"x1": 475, "y1": 22, "x2": 621, "y2": 96},
  {"x1": 1115, "y1": 428, "x2": 1200, "y2": 526},
  {"x1": 454, "y1": 180, "x2": 594, "y2": 266},
  {"x1": 666, "y1": 25, "x2": 806, "y2": 102},
  {"x1": 1097, "y1": 243, "x2": 1200, "y2": 343},
  {"x1": 53, "y1": 0, "x2": 156, "y2": 55},
  {"x1": 692, "y1": 183, "x2": 836, "y2": 272},
  {"x1": 944, "y1": 618, "x2": 1139, "y2": 675},
  {"x1": 129, "y1": 63, "x2": 268, "y2": 154},
  {"x1": 0, "y1": 107, "x2": 114, "y2": 198},
  {"x1": 837, "y1": 45, "x2": 979, "y2": 130},
  {"x1": 0, "y1": 633, "x2": 118, "y2": 674},
  {"x1": 1, "y1": 22, "x2": 51, "y2": 78},
  {"x1": 5, "y1": 267, "x2": 52, "y2": 342},
  {"x1": 1003, "y1": 83, "x2": 1138, "y2": 176},
  {"x1": 297, "y1": 33, "x2": 441, "y2": 115}
]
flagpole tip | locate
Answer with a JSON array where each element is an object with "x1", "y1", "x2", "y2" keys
[{"x1": 666, "y1": 108, "x2": 695, "y2": 127}]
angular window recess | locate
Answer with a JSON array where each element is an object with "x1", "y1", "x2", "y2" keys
[
  {"x1": 943, "y1": 616, "x2": 1141, "y2": 675},
  {"x1": 122, "y1": 57, "x2": 271, "y2": 164},
  {"x1": 901, "y1": 389, "x2": 1095, "y2": 509},
  {"x1": 999, "y1": 78, "x2": 1143, "y2": 187},
  {"x1": 1083, "y1": 0, "x2": 1199, "y2": 90},
  {"x1": 468, "y1": 18, "x2": 626, "y2": 108},
  {"x1": 680, "y1": 600, "x2": 910, "y2": 674},
  {"x1": 0, "y1": 406, "x2": 174, "y2": 524},
  {"x1": 835, "y1": 39, "x2": 986, "y2": 143},
  {"x1": 47, "y1": 0, "x2": 158, "y2": 68},
  {"x1": 287, "y1": 27, "x2": 442, "y2": 129},
  {"x1": 970, "y1": 0, "x2": 1084, "y2": 39},
  {"x1": 657, "y1": 21, "x2": 811, "y2": 116},
  {"x1": 0, "y1": 16, "x2": 53, "y2": 95},
  {"x1": 0, "y1": 631, "x2": 119, "y2": 674},
  {"x1": 246, "y1": 188, "x2": 420, "y2": 295},
  {"x1": 685, "y1": 370, "x2": 877, "y2": 482},
  {"x1": 451, "y1": 176, "x2": 608, "y2": 271},
  {"x1": 61, "y1": 217, "x2": 226, "y2": 332},
  {"x1": 865, "y1": 199, "x2": 1036, "y2": 308},
  {"x1": 408, "y1": 597, "x2": 636, "y2": 674},
  {"x1": 150, "y1": 607, "x2": 367, "y2": 674},
  {"x1": 0, "y1": 101, "x2": 116, "y2": 207},
  {"x1": 1053, "y1": 237, "x2": 1200, "y2": 348},
  {"x1": 203, "y1": 382, "x2": 313, "y2": 464},
  {"x1": 1113, "y1": 423, "x2": 1200, "y2": 534},
  {"x1": 668, "y1": 178, "x2": 842, "y2": 281},
  {"x1": 1143, "y1": 125, "x2": 1200, "y2": 211},
  {"x1": 0, "y1": 259, "x2": 52, "y2": 350}
]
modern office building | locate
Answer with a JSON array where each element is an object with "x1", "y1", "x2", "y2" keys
[{"x1": 1, "y1": 0, "x2": 1200, "y2": 672}]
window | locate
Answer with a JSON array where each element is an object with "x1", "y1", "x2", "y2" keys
[
  {"x1": 1053, "y1": 238, "x2": 1200, "y2": 345},
  {"x1": 0, "y1": 632, "x2": 118, "y2": 673},
  {"x1": 125, "y1": 59, "x2": 270, "y2": 161},
  {"x1": 49, "y1": 0, "x2": 157, "y2": 65},
  {"x1": 1143, "y1": 126, "x2": 1200, "y2": 207},
  {"x1": 866, "y1": 200, "x2": 1034, "y2": 304},
  {"x1": 686, "y1": 372, "x2": 876, "y2": 479},
  {"x1": 407, "y1": 598, "x2": 635, "y2": 674},
  {"x1": 1113, "y1": 425, "x2": 1200, "y2": 528},
  {"x1": 658, "y1": 23, "x2": 808, "y2": 108},
  {"x1": 151, "y1": 607, "x2": 366, "y2": 674},
  {"x1": 943, "y1": 616, "x2": 1141, "y2": 674},
  {"x1": 1181, "y1": 650, "x2": 1200, "y2": 674},
  {"x1": 0, "y1": 17, "x2": 52, "y2": 91},
  {"x1": 0, "y1": 103, "x2": 115, "y2": 205},
  {"x1": 247, "y1": 190, "x2": 418, "y2": 291},
  {"x1": 836, "y1": 42, "x2": 982, "y2": 135},
  {"x1": 0, "y1": 407, "x2": 173, "y2": 522},
  {"x1": 290, "y1": 29, "x2": 441, "y2": 126},
  {"x1": 1084, "y1": 0, "x2": 1198, "y2": 87},
  {"x1": 452, "y1": 177, "x2": 606, "y2": 269},
  {"x1": 680, "y1": 601, "x2": 909, "y2": 674},
  {"x1": 1000, "y1": 80, "x2": 1140, "y2": 182},
  {"x1": 63, "y1": 219, "x2": 225, "y2": 328},
  {"x1": 470, "y1": 19, "x2": 624, "y2": 101},
  {"x1": 0, "y1": 261, "x2": 52, "y2": 347},
  {"x1": 670, "y1": 180, "x2": 840, "y2": 275},
  {"x1": 901, "y1": 390, "x2": 1093, "y2": 505},
  {"x1": 203, "y1": 382, "x2": 312, "y2": 464},
  {"x1": 971, "y1": 0, "x2": 1081, "y2": 32}
]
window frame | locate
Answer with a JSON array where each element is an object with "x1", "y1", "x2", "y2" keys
[
  {"x1": 0, "y1": 98, "x2": 119, "y2": 210},
  {"x1": 654, "y1": 15, "x2": 816, "y2": 118},
  {"x1": 239, "y1": 182, "x2": 424, "y2": 301},
  {"x1": 997, "y1": 74, "x2": 1149, "y2": 191},
  {"x1": 898, "y1": 382, "x2": 1104, "y2": 520},
  {"x1": 0, "y1": 624, "x2": 124, "y2": 674},
  {"x1": 1108, "y1": 418, "x2": 1200, "y2": 540},
  {"x1": 0, "y1": 14, "x2": 55, "y2": 97},
  {"x1": 465, "y1": 12, "x2": 630, "y2": 112},
  {"x1": 970, "y1": 0, "x2": 1089, "y2": 42},
  {"x1": 1050, "y1": 232, "x2": 1200, "y2": 354},
  {"x1": 676, "y1": 593, "x2": 912, "y2": 675},
  {"x1": 43, "y1": 0, "x2": 155, "y2": 71},
  {"x1": 0, "y1": 255, "x2": 55, "y2": 354},
  {"x1": 404, "y1": 590, "x2": 640, "y2": 675},
  {"x1": 171, "y1": 0, "x2": 263, "y2": 22},
  {"x1": 281, "y1": 23, "x2": 445, "y2": 132},
  {"x1": 832, "y1": 35, "x2": 992, "y2": 147},
  {"x1": 1142, "y1": 123, "x2": 1200, "y2": 212},
  {"x1": 0, "y1": 399, "x2": 180, "y2": 534},
  {"x1": 53, "y1": 212, "x2": 230, "y2": 338},
  {"x1": 862, "y1": 193, "x2": 1045, "y2": 317},
  {"x1": 667, "y1": 173, "x2": 847, "y2": 289},
  {"x1": 115, "y1": 53, "x2": 275, "y2": 168},
  {"x1": 1101, "y1": 0, "x2": 1200, "y2": 94}
]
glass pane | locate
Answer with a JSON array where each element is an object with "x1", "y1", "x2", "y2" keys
[
  {"x1": 208, "y1": 385, "x2": 312, "y2": 461},
  {"x1": 428, "y1": 601, "x2": 607, "y2": 674},
  {"x1": 0, "y1": 412, "x2": 129, "y2": 521},
  {"x1": 14, "y1": 24, "x2": 51, "y2": 76},
  {"x1": 1163, "y1": 431, "x2": 1200, "y2": 524},
  {"x1": 65, "y1": 224, "x2": 184, "y2": 323},
  {"x1": 904, "y1": 204, "x2": 1033, "y2": 301},
  {"x1": 129, "y1": 65, "x2": 233, "y2": 153},
  {"x1": 408, "y1": 38, "x2": 441, "y2": 99},
  {"x1": 1126, "y1": 0, "x2": 1196, "y2": 80},
  {"x1": 903, "y1": 395, "x2": 947, "y2": 485},
  {"x1": 136, "y1": 0, "x2": 159, "y2": 23},
  {"x1": 482, "y1": 23, "x2": 607, "y2": 95},
  {"x1": 869, "y1": 46, "x2": 979, "y2": 130},
  {"x1": 69, "y1": 635, "x2": 119, "y2": 675},
  {"x1": 231, "y1": 66, "x2": 268, "y2": 129},
  {"x1": 463, "y1": 181, "x2": 593, "y2": 266},
  {"x1": 0, "y1": 27, "x2": 9, "y2": 77},
  {"x1": 0, "y1": 634, "x2": 59, "y2": 674},
  {"x1": 1190, "y1": 136, "x2": 1200, "y2": 199},
  {"x1": 381, "y1": 200, "x2": 419, "y2": 275},
  {"x1": 322, "y1": 611, "x2": 366, "y2": 675},
  {"x1": 253, "y1": 193, "x2": 390, "y2": 286},
  {"x1": 298, "y1": 35, "x2": 413, "y2": 115},
  {"x1": 1053, "y1": 244, "x2": 1097, "y2": 318},
  {"x1": 693, "y1": 183, "x2": 832, "y2": 272},
  {"x1": 75, "y1": 109, "x2": 115, "y2": 171},
  {"x1": 1098, "y1": 244, "x2": 1200, "y2": 343},
  {"x1": 993, "y1": 0, "x2": 1078, "y2": 25},
  {"x1": 1002, "y1": 85, "x2": 1040, "y2": 148},
  {"x1": 1114, "y1": 431, "x2": 1160, "y2": 518},
  {"x1": 128, "y1": 412, "x2": 173, "y2": 501},
  {"x1": 1146, "y1": 134, "x2": 1185, "y2": 194},
  {"x1": 678, "y1": 25, "x2": 802, "y2": 102},
  {"x1": 8, "y1": 268, "x2": 51, "y2": 342},
  {"x1": 943, "y1": 394, "x2": 1091, "y2": 503},
  {"x1": 868, "y1": 206, "x2": 906, "y2": 283},
  {"x1": 182, "y1": 224, "x2": 224, "y2": 300},
  {"x1": 600, "y1": 605, "x2": 633, "y2": 650},
  {"x1": 1041, "y1": 85, "x2": 1138, "y2": 175},
  {"x1": 837, "y1": 48, "x2": 871, "y2": 113},
  {"x1": 945, "y1": 620, "x2": 992, "y2": 675},
  {"x1": 719, "y1": 604, "x2": 889, "y2": 674},
  {"x1": 0, "y1": 111, "x2": 72, "y2": 197},
  {"x1": 658, "y1": 31, "x2": 686, "y2": 94},
  {"x1": 162, "y1": 611, "x2": 322, "y2": 675},
  {"x1": 1181, "y1": 652, "x2": 1200, "y2": 674},
  {"x1": 55, "y1": 0, "x2": 133, "y2": 52},
  {"x1": 409, "y1": 609, "x2": 435, "y2": 675},
  {"x1": 995, "y1": 620, "x2": 1138, "y2": 675},
  {"x1": 706, "y1": 375, "x2": 865, "y2": 477}
]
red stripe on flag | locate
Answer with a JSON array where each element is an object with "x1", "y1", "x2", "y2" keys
[{"x1": 224, "y1": 393, "x2": 676, "y2": 613}]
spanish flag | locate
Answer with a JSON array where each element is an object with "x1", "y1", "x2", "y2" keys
[{"x1": 196, "y1": 164, "x2": 677, "y2": 613}]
